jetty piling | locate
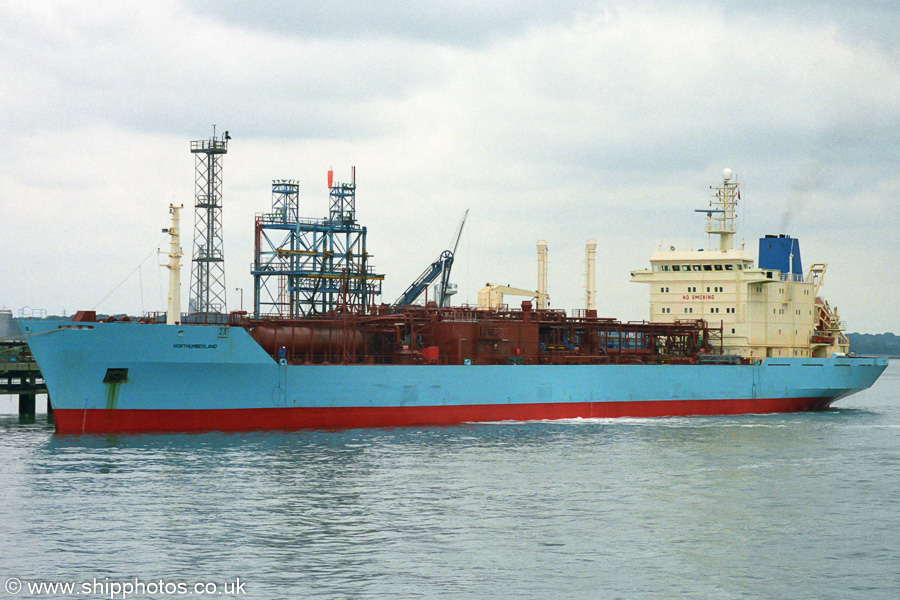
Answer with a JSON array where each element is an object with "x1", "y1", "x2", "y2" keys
[{"x1": 1, "y1": 341, "x2": 50, "y2": 423}]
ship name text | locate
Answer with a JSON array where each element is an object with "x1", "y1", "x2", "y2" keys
[{"x1": 173, "y1": 343, "x2": 218, "y2": 349}]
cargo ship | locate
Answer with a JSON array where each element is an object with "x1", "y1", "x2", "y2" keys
[{"x1": 20, "y1": 149, "x2": 887, "y2": 433}]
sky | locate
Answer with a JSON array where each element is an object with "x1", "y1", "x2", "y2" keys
[{"x1": 1, "y1": 0, "x2": 898, "y2": 332}]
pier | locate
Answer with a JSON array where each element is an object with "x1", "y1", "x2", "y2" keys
[{"x1": 1, "y1": 340, "x2": 50, "y2": 423}]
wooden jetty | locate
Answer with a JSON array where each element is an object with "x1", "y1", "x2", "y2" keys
[{"x1": 1, "y1": 340, "x2": 51, "y2": 423}]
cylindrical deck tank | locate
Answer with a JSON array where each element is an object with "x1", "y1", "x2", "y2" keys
[{"x1": 251, "y1": 325, "x2": 364, "y2": 356}]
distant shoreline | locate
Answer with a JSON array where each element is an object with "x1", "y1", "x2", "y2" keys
[{"x1": 848, "y1": 333, "x2": 899, "y2": 359}]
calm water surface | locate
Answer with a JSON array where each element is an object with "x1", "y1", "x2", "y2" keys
[{"x1": 1, "y1": 363, "x2": 898, "y2": 599}]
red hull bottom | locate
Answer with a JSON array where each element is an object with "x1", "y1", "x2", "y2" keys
[{"x1": 52, "y1": 397, "x2": 835, "y2": 434}]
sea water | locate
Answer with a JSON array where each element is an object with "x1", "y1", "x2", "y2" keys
[{"x1": 1, "y1": 363, "x2": 898, "y2": 600}]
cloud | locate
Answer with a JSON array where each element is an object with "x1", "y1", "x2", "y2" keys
[
  {"x1": 0, "y1": 1, "x2": 450, "y2": 137},
  {"x1": 185, "y1": 0, "x2": 599, "y2": 46},
  {"x1": 1, "y1": 1, "x2": 899, "y2": 331}
]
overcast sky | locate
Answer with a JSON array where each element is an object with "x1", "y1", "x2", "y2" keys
[{"x1": 1, "y1": 0, "x2": 898, "y2": 332}]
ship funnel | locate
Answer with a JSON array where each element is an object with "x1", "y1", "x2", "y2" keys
[
  {"x1": 585, "y1": 239, "x2": 597, "y2": 312},
  {"x1": 536, "y1": 240, "x2": 548, "y2": 310},
  {"x1": 759, "y1": 235, "x2": 802, "y2": 279}
]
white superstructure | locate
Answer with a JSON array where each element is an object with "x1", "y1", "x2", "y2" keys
[{"x1": 630, "y1": 170, "x2": 848, "y2": 359}]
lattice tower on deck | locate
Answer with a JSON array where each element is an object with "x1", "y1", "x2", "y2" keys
[
  {"x1": 252, "y1": 168, "x2": 383, "y2": 318},
  {"x1": 188, "y1": 131, "x2": 228, "y2": 316}
]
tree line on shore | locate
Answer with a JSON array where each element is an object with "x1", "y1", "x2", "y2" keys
[{"x1": 848, "y1": 332, "x2": 900, "y2": 357}]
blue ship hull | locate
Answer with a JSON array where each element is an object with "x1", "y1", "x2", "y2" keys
[{"x1": 20, "y1": 320, "x2": 888, "y2": 433}]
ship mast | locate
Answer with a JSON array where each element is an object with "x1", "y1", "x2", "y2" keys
[
  {"x1": 165, "y1": 204, "x2": 183, "y2": 325},
  {"x1": 698, "y1": 168, "x2": 739, "y2": 251},
  {"x1": 189, "y1": 129, "x2": 229, "y2": 317}
]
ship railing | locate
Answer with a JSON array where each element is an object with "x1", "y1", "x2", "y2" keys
[
  {"x1": 190, "y1": 139, "x2": 227, "y2": 153},
  {"x1": 143, "y1": 312, "x2": 169, "y2": 324},
  {"x1": 181, "y1": 313, "x2": 230, "y2": 325},
  {"x1": 138, "y1": 312, "x2": 240, "y2": 325},
  {"x1": 778, "y1": 273, "x2": 804, "y2": 282},
  {"x1": 256, "y1": 213, "x2": 327, "y2": 227},
  {"x1": 442, "y1": 311, "x2": 479, "y2": 322}
]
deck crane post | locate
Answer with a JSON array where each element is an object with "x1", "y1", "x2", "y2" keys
[{"x1": 393, "y1": 210, "x2": 468, "y2": 307}]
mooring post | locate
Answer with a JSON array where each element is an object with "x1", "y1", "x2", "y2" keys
[
  {"x1": 19, "y1": 391, "x2": 36, "y2": 423},
  {"x1": 46, "y1": 395, "x2": 54, "y2": 424}
]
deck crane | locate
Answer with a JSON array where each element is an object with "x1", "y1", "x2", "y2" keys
[
  {"x1": 393, "y1": 210, "x2": 468, "y2": 307},
  {"x1": 477, "y1": 284, "x2": 550, "y2": 310}
]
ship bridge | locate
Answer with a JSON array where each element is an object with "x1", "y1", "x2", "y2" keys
[{"x1": 630, "y1": 170, "x2": 848, "y2": 359}]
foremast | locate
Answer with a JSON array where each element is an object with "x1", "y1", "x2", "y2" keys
[{"x1": 165, "y1": 204, "x2": 183, "y2": 325}]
